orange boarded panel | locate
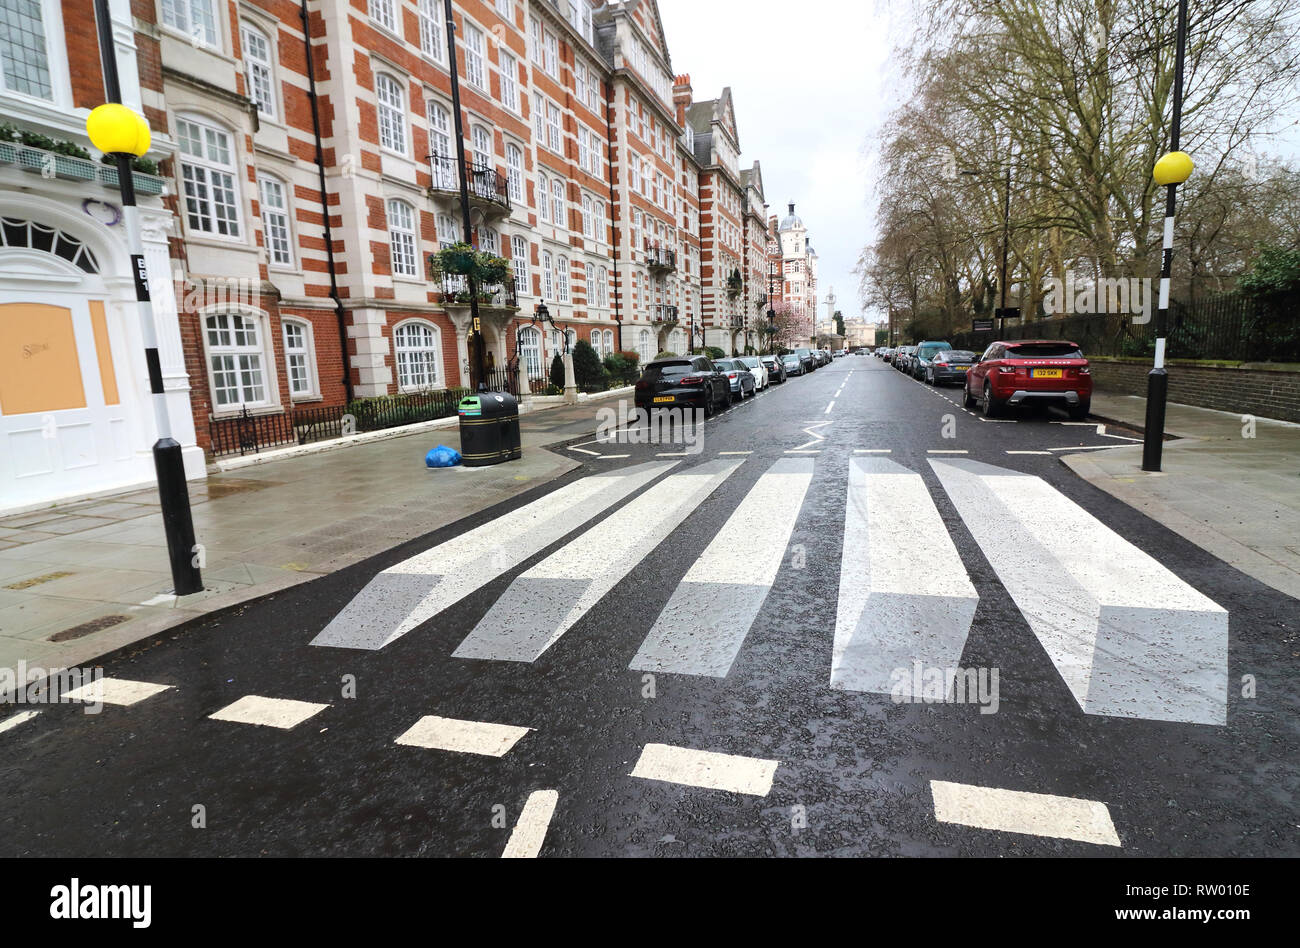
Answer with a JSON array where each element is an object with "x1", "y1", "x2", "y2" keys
[
  {"x1": 0, "y1": 302, "x2": 87, "y2": 415},
  {"x1": 88, "y1": 300, "x2": 119, "y2": 405}
]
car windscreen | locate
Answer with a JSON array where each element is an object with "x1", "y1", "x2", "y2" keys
[
  {"x1": 781, "y1": 355, "x2": 798, "y2": 362},
  {"x1": 938, "y1": 350, "x2": 977, "y2": 362},
  {"x1": 1005, "y1": 343, "x2": 1085, "y2": 359},
  {"x1": 645, "y1": 362, "x2": 695, "y2": 378},
  {"x1": 918, "y1": 343, "x2": 951, "y2": 356},
  {"x1": 795, "y1": 349, "x2": 811, "y2": 356},
  {"x1": 739, "y1": 357, "x2": 760, "y2": 367}
]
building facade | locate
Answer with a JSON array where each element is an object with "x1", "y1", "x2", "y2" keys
[{"x1": 774, "y1": 200, "x2": 818, "y2": 345}]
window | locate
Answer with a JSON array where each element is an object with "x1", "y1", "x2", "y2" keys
[
  {"x1": 578, "y1": 127, "x2": 590, "y2": 172},
  {"x1": 500, "y1": 52, "x2": 519, "y2": 111},
  {"x1": 529, "y1": 16, "x2": 542, "y2": 65},
  {"x1": 537, "y1": 172, "x2": 549, "y2": 223},
  {"x1": 436, "y1": 212, "x2": 458, "y2": 249},
  {"x1": 594, "y1": 200, "x2": 605, "y2": 242},
  {"x1": 506, "y1": 144, "x2": 524, "y2": 202},
  {"x1": 368, "y1": 0, "x2": 395, "y2": 33},
  {"x1": 257, "y1": 174, "x2": 293, "y2": 266},
  {"x1": 496, "y1": 0, "x2": 511, "y2": 17},
  {"x1": 585, "y1": 262, "x2": 595, "y2": 303},
  {"x1": 464, "y1": 22, "x2": 485, "y2": 89},
  {"x1": 282, "y1": 320, "x2": 315, "y2": 397},
  {"x1": 546, "y1": 101, "x2": 561, "y2": 153},
  {"x1": 551, "y1": 178, "x2": 565, "y2": 230},
  {"x1": 206, "y1": 313, "x2": 267, "y2": 408},
  {"x1": 241, "y1": 23, "x2": 276, "y2": 120},
  {"x1": 375, "y1": 73, "x2": 407, "y2": 154},
  {"x1": 581, "y1": 195, "x2": 593, "y2": 238},
  {"x1": 597, "y1": 267, "x2": 608, "y2": 307},
  {"x1": 387, "y1": 199, "x2": 418, "y2": 277},
  {"x1": 543, "y1": 31, "x2": 557, "y2": 78},
  {"x1": 631, "y1": 209, "x2": 641, "y2": 252},
  {"x1": 556, "y1": 255, "x2": 569, "y2": 302},
  {"x1": 630, "y1": 159, "x2": 640, "y2": 193},
  {"x1": 638, "y1": 328, "x2": 652, "y2": 363},
  {"x1": 177, "y1": 117, "x2": 241, "y2": 238},
  {"x1": 427, "y1": 100, "x2": 455, "y2": 187},
  {"x1": 541, "y1": 250, "x2": 553, "y2": 298},
  {"x1": 576, "y1": 1, "x2": 593, "y2": 44},
  {"x1": 603, "y1": 328, "x2": 613, "y2": 356},
  {"x1": 518, "y1": 326, "x2": 542, "y2": 379},
  {"x1": 161, "y1": 0, "x2": 217, "y2": 48},
  {"x1": 575, "y1": 60, "x2": 587, "y2": 106},
  {"x1": 511, "y1": 234, "x2": 529, "y2": 288},
  {"x1": 394, "y1": 321, "x2": 442, "y2": 390},
  {"x1": 417, "y1": 0, "x2": 445, "y2": 62},
  {"x1": 472, "y1": 125, "x2": 492, "y2": 166}
]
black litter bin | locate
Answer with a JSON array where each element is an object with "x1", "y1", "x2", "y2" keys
[{"x1": 458, "y1": 391, "x2": 522, "y2": 467}]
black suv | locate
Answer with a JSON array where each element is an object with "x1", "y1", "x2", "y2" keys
[{"x1": 634, "y1": 356, "x2": 732, "y2": 416}]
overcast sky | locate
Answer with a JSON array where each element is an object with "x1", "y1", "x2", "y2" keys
[{"x1": 657, "y1": 0, "x2": 901, "y2": 323}]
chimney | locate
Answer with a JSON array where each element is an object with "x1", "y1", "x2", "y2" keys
[{"x1": 673, "y1": 73, "x2": 692, "y2": 126}]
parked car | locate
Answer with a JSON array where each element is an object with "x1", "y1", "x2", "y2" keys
[
  {"x1": 761, "y1": 354, "x2": 788, "y2": 383},
  {"x1": 894, "y1": 346, "x2": 917, "y2": 372},
  {"x1": 781, "y1": 353, "x2": 805, "y2": 376},
  {"x1": 715, "y1": 358, "x2": 757, "y2": 399},
  {"x1": 819, "y1": 349, "x2": 832, "y2": 365},
  {"x1": 878, "y1": 347, "x2": 893, "y2": 362},
  {"x1": 963, "y1": 340, "x2": 1093, "y2": 420},
  {"x1": 794, "y1": 347, "x2": 816, "y2": 372},
  {"x1": 911, "y1": 340, "x2": 954, "y2": 380},
  {"x1": 736, "y1": 355, "x2": 768, "y2": 390},
  {"x1": 926, "y1": 349, "x2": 979, "y2": 386},
  {"x1": 634, "y1": 356, "x2": 731, "y2": 416}
]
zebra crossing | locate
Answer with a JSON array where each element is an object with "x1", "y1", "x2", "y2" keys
[{"x1": 313, "y1": 454, "x2": 1230, "y2": 727}]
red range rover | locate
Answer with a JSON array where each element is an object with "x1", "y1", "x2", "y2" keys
[{"x1": 963, "y1": 340, "x2": 1093, "y2": 420}]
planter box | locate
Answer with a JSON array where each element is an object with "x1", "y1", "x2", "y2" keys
[
  {"x1": 97, "y1": 164, "x2": 166, "y2": 196},
  {"x1": 0, "y1": 140, "x2": 15, "y2": 164},
  {"x1": 15, "y1": 143, "x2": 98, "y2": 181}
]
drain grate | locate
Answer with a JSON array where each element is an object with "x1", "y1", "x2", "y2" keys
[
  {"x1": 48, "y1": 614, "x2": 130, "y2": 642},
  {"x1": 5, "y1": 571, "x2": 74, "y2": 590}
]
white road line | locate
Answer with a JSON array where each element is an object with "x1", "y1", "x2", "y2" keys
[
  {"x1": 656, "y1": 452, "x2": 690, "y2": 457},
  {"x1": 824, "y1": 400, "x2": 835, "y2": 414},
  {"x1": 0, "y1": 710, "x2": 39, "y2": 734},
  {"x1": 1047, "y1": 444, "x2": 1122, "y2": 451},
  {"x1": 629, "y1": 743, "x2": 778, "y2": 796},
  {"x1": 784, "y1": 449, "x2": 820, "y2": 454},
  {"x1": 568, "y1": 447, "x2": 601, "y2": 456},
  {"x1": 832, "y1": 457, "x2": 979, "y2": 696},
  {"x1": 395, "y1": 715, "x2": 531, "y2": 757},
  {"x1": 793, "y1": 421, "x2": 831, "y2": 451},
  {"x1": 718, "y1": 450, "x2": 752, "y2": 455},
  {"x1": 599, "y1": 454, "x2": 631, "y2": 459},
  {"x1": 501, "y1": 790, "x2": 559, "y2": 858},
  {"x1": 931, "y1": 458, "x2": 1228, "y2": 724},
  {"x1": 63, "y1": 677, "x2": 173, "y2": 707},
  {"x1": 312, "y1": 461, "x2": 674, "y2": 650},
  {"x1": 930, "y1": 780, "x2": 1121, "y2": 847},
  {"x1": 1006, "y1": 450, "x2": 1052, "y2": 455},
  {"x1": 854, "y1": 449, "x2": 891, "y2": 454},
  {"x1": 927, "y1": 449, "x2": 968, "y2": 454},
  {"x1": 210, "y1": 695, "x2": 330, "y2": 730},
  {"x1": 455, "y1": 459, "x2": 742, "y2": 663},
  {"x1": 632, "y1": 459, "x2": 814, "y2": 677}
]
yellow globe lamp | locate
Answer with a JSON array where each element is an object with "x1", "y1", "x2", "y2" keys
[
  {"x1": 86, "y1": 104, "x2": 152, "y2": 157},
  {"x1": 1153, "y1": 150, "x2": 1194, "y2": 186}
]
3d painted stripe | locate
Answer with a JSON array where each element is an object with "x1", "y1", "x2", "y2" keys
[
  {"x1": 931, "y1": 780, "x2": 1121, "y2": 847},
  {"x1": 454, "y1": 459, "x2": 743, "y2": 663},
  {"x1": 931, "y1": 458, "x2": 1228, "y2": 724},
  {"x1": 631, "y1": 458, "x2": 813, "y2": 677},
  {"x1": 311, "y1": 461, "x2": 675, "y2": 650},
  {"x1": 832, "y1": 457, "x2": 979, "y2": 696},
  {"x1": 501, "y1": 789, "x2": 559, "y2": 858},
  {"x1": 394, "y1": 715, "x2": 531, "y2": 757},
  {"x1": 629, "y1": 743, "x2": 779, "y2": 796},
  {"x1": 0, "y1": 710, "x2": 39, "y2": 735}
]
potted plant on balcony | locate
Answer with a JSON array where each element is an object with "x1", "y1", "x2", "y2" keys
[
  {"x1": 726, "y1": 269, "x2": 743, "y2": 301},
  {"x1": 429, "y1": 242, "x2": 512, "y2": 306}
]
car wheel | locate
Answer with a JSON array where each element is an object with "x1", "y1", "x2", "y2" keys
[
  {"x1": 982, "y1": 382, "x2": 1002, "y2": 418},
  {"x1": 963, "y1": 385, "x2": 977, "y2": 410},
  {"x1": 926, "y1": 368, "x2": 934, "y2": 385},
  {"x1": 1068, "y1": 400, "x2": 1090, "y2": 421},
  {"x1": 702, "y1": 391, "x2": 713, "y2": 418}
]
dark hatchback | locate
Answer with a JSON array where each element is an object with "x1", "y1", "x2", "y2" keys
[
  {"x1": 926, "y1": 349, "x2": 979, "y2": 386},
  {"x1": 761, "y1": 353, "x2": 787, "y2": 383},
  {"x1": 634, "y1": 356, "x2": 731, "y2": 415}
]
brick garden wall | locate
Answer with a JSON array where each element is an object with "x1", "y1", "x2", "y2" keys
[{"x1": 1090, "y1": 358, "x2": 1300, "y2": 423}]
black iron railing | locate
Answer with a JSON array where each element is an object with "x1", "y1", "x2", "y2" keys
[
  {"x1": 439, "y1": 274, "x2": 519, "y2": 308},
  {"x1": 644, "y1": 243, "x2": 676, "y2": 270},
  {"x1": 481, "y1": 365, "x2": 520, "y2": 395},
  {"x1": 429, "y1": 152, "x2": 511, "y2": 210},
  {"x1": 652, "y1": 304, "x2": 679, "y2": 323}
]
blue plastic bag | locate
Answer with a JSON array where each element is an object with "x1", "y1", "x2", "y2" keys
[{"x1": 425, "y1": 444, "x2": 462, "y2": 468}]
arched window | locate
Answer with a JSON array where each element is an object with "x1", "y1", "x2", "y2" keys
[
  {"x1": 506, "y1": 144, "x2": 524, "y2": 202},
  {"x1": 541, "y1": 250, "x2": 553, "y2": 299},
  {"x1": 375, "y1": 73, "x2": 407, "y2": 154},
  {"x1": 282, "y1": 319, "x2": 317, "y2": 398},
  {"x1": 387, "y1": 199, "x2": 418, "y2": 277},
  {"x1": 511, "y1": 234, "x2": 529, "y2": 289},
  {"x1": 393, "y1": 321, "x2": 442, "y2": 390},
  {"x1": 241, "y1": 22, "x2": 276, "y2": 120},
  {"x1": 538, "y1": 172, "x2": 550, "y2": 223},
  {"x1": 603, "y1": 329, "x2": 613, "y2": 357},
  {"x1": 206, "y1": 313, "x2": 268, "y2": 408},
  {"x1": 0, "y1": 219, "x2": 99, "y2": 272},
  {"x1": 471, "y1": 125, "x2": 492, "y2": 167},
  {"x1": 584, "y1": 262, "x2": 595, "y2": 304},
  {"x1": 581, "y1": 195, "x2": 593, "y2": 238},
  {"x1": 427, "y1": 100, "x2": 454, "y2": 187},
  {"x1": 480, "y1": 227, "x2": 499, "y2": 254},
  {"x1": 257, "y1": 173, "x2": 293, "y2": 267},
  {"x1": 637, "y1": 328, "x2": 652, "y2": 363},
  {"x1": 551, "y1": 178, "x2": 565, "y2": 230},
  {"x1": 596, "y1": 266, "x2": 608, "y2": 307},
  {"x1": 518, "y1": 326, "x2": 542, "y2": 379},
  {"x1": 556, "y1": 255, "x2": 569, "y2": 302},
  {"x1": 177, "y1": 115, "x2": 241, "y2": 238}
]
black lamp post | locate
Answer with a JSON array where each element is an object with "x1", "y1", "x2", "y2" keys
[{"x1": 961, "y1": 162, "x2": 1014, "y2": 334}]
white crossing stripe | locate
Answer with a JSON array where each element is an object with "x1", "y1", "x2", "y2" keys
[
  {"x1": 63, "y1": 677, "x2": 173, "y2": 706},
  {"x1": 312, "y1": 461, "x2": 675, "y2": 650},
  {"x1": 209, "y1": 695, "x2": 329, "y2": 730},
  {"x1": 930, "y1": 780, "x2": 1121, "y2": 847},
  {"x1": 631, "y1": 459, "x2": 813, "y2": 677},
  {"x1": 832, "y1": 457, "x2": 979, "y2": 696},
  {"x1": 927, "y1": 449, "x2": 968, "y2": 454},
  {"x1": 854, "y1": 449, "x2": 891, "y2": 454},
  {"x1": 454, "y1": 459, "x2": 742, "y2": 663},
  {"x1": 394, "y1": 715, "x2": 531, "y2": 757},
  {"x1": 629, "y1": 743, "x2": 778, "y2": 796},
  {"x1": 931, "y1": 458, "x2": 1228, "y2": 724},
  {"x1": 0, "y1": 710, "x2": 39, "y2": 734},
  {"x1": 501, "y1": 789, "x2": 559, "y2": 858}
]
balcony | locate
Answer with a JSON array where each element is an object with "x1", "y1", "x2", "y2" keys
[
  {"x1": 438, "y1": 274, "x2": 519, "y2": 312},
  {"x1": 428, "y1": 153, "x2": 511, "y2": 221},
  {"x1": 651, "y1": 303, "x2": 679, "y2": 326},
  {"x1": 644, "y1": 242, "x2": 676, "y2": 272},
  {"x1": 754, "y1": 293, "x2": 769, "y2": 311},
  {"x1": 0, "y1": 140, "x2": 166, "y2": 195}
]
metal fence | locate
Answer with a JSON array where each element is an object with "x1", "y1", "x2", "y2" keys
[{"x1": 948, "y1": 292, "x2": 1299, "y2": 362}]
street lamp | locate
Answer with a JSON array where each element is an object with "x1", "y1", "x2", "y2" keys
[
  {"x1": 1143, "y1": 0, "x2": 1193, "y2": 472},
  {"x1": 90, "y1": 0, "x2": 201, "y2": 596}
]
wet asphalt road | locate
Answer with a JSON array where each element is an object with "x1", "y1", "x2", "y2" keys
[{"x1": 2, "y1": 355, "x2": 1297, "y2": 857}]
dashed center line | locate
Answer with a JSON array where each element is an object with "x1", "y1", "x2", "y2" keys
[
  {"x1": 630, "y1": 743, "x2": 779, "y2": 797},
  {"x1": 395, "y1": 715, "x2": 532, "y2": 757},
  {"x1": 501, "y1": 789, "x2": 559, "y2": 858},
  {"x1": 930, "y1": 780, "x2": 1122, "y2": 847}
]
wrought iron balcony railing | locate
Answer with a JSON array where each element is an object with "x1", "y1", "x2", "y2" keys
[
  {"x1": 644, "y1": 242, "x2": 677, "y2": 271},
  {"x1": 439, "y1": 274, "x2": 519, "y2": 309},
  {"x1": 652, "y1": 304, "x2": 679, "y2": 323},
  {"x1": 428, "y1": 153, "x2": 511, "y2": 211}
]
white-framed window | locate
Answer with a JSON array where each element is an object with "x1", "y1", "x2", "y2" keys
[
  {"x1": 464, "y1": 22, "x2": 485, "y2": 89},
  {"x1": 556, "y1": 255, "x2": 569, "y2": 302},
  {"x1": 603, "y1": 328, "x2": 613, "y2": 356},
  {"x1": 417, "y1": 0, "x2": 445, "y2": 62},
  {"x1": 206, "y1": 312, "x2": 268, "y2": 408},
  {"x1": 551, "y1": 178, "x2": 565, "y2": 230},
  {"x1": 499, "y1": 51, "x2": 519, "y2": 112},
  {"x1": 282, "y1": 319, "x2": 317, "y2": 398},
  {"x1": 387, "y1": 198, "x2": 418, "y2": 277},
  {"x1": 597, "y1": 268, "x2": 609, "y2": 307},
  {"x1": 368, "y1": 0, "x2": 395, "y2": 33},
  {"x1": 641, "y1": 158, "x2": 651, "y2": 196},
  {"x1": 529, "y1": 16, "x2": 542, "y2": 65},
  {"x1": 575, "y1": 60, "x2": 588, "y2": 105},
  {"x1": 586, "y1": 71, "x2": 600, "y2": 113},
  {"x1": 375, "y1": 73, "x2": 407, "y2": 154},
  {"x1": 506, "y1": 144, "x2": 524, "y2": 202},
  {"x1": 0, "y1": 0, "x2": 59, "y2": 100},
  {"x1": 426, "y1": 99, "x2": 455, "y2": 187},
  {"x1": 543, "y1": 30, "x2": 557, "y2": 78},
  {"x1": 518, "y1": 325, "x2": 542, "y2": 379},
  {"x1": 630, "y1": 159, "x2": 640, "y2": 193},
  {"x1": 584, "y1": 262, "x2": 595, "y2": 303},
  {"x1": 594, "y1": 200, "x2": 605, "y2": 242},
  {"x1": 631, "y1": 209, "x2": 641, "y2": 252},
  {"x1": 532, "y1": 91, "x2": 544, "y2": 141},
  {"x1": 581, "y1": 194, "x2": 593, "y2": 238},
  {"x1": 393, "y1": 320, "x2": 443, "y2": 390},
  {"x1": 162, "y1": 0, "x2": 217, "y2": 48},
  {"x1": 511, "y1": 234, "x2": 529, "y2": 289},
  {"x1": 480, "y1": 226, "x2": 499, "y2": 254},
  {"x1": 541, "y1": 250, "x2": 553, "y2": 299},
  {"x1": 495, "y1": 0, "x2": 512, "y2": 17},
  {"x1": 436, "y1": 212, "x2": 459, "y2": 249},
  {"x1": 576, "y1": 1, "x2": 593, "y2": 45},
  {"x1": 176, "y1": 116, "x2": 241, "y2": 238},
  {"x1": 537, "y1": 171, "x2": 549, "y2": 223},
  {"x1": 241, "y1": 22, "x2": 276, "y2": 120},
  {"x1": 546, "y1": 101, "x2": 562, "y2": 153},
  {"x1": 638, "y1": 328, "x2": 652, "y2": 363},
  {"x1": 471, "y1": 124, "x2": 492, "y2": 166},
  {"x1": 257, "y1": 173, "x2": 293, "y2": 267}
]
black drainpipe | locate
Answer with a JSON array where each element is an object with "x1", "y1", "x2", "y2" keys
[
  {"x1": 604, "y1": 76, "x2": 622, "y2": 353},
  {"x1": 301, "y1": 0, "x2": 353, "y2": 403}
]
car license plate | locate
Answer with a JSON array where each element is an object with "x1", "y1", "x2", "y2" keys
[
  {"x1": 653, "y1": 395, "x2": 675, "y2": 403},
  {"x1": 955, "y1": 366, "x2": 968, "y2": 372},
  {"x1": 1032, "y1": 368, "x2": 1063, "y2": 379}
]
